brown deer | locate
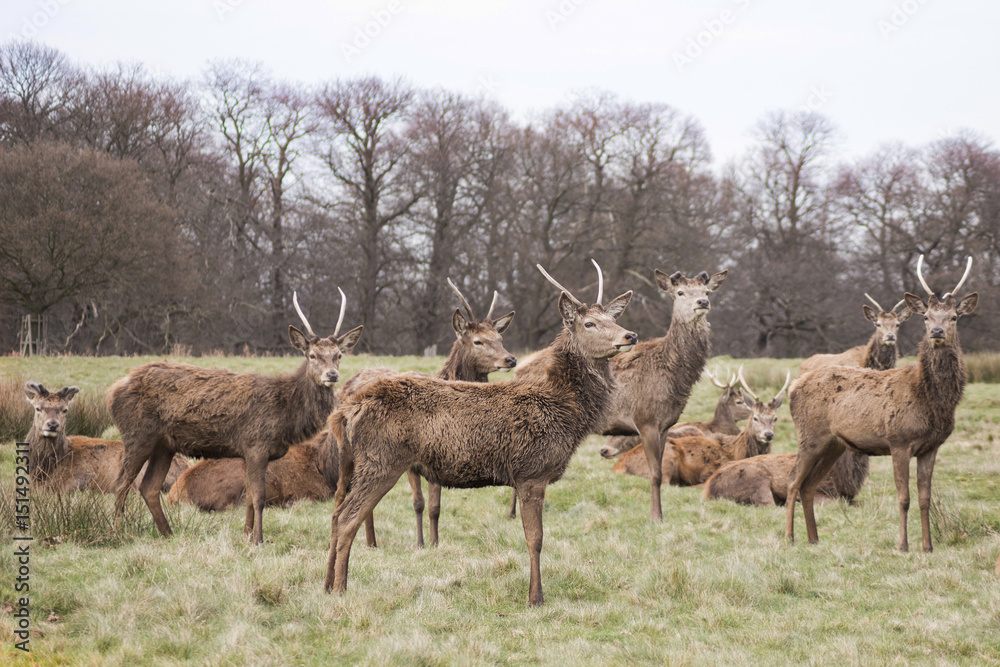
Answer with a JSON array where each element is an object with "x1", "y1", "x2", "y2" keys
[
  {"x1": 24, "y1": 382, "x2": 188, "y2": 493},
  {"x1": 166, "y1": 428, "x2": 339, "y2": 511},
  {"x1": 799, "y1": 294, "x2": 911, "y2": 374},
  {"x1": 110, "y1": 290, "x2": 363, "y2": 545},
  {"x1": 786, "y1": 256, "x2": 976, "y2": 552},
  {"x1": 597, "y1": 367, "x2": 751, "y2": 459},
  {"x1": 325, "y1": 262, "x2": 636, "y2": 606},
  {"x1": 612, "y1": 368, "x2": 790, "y2": 486},
  {"x1": 337, "y1": 279, "x2": 516, "y2": 547}
]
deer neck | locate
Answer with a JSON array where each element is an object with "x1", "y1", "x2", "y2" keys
[
  {"x1": 284, "y1": 362, "x2": 339, "y2": 446},
  {"x1": 548, "y1": 330, "x2": 617, "y2": 434},
  {"x1": 723, "y1": 427, "x2": 770, "y2": 461},
  {"x1": 916, "y1": 337, "x2": 967, "y2": 423},
  {"x1": 27, "y1": 426, "x2": 68, "y2": 484},
  {"x1": 655, "y1": 314, "x2": 712, "y2": 404},
  {"x1": 437, "y1": 344, "x2": 490, "y2": 383},
  {"x1": 863, "y1": 334, "x2": 897, "y2": 371},
  {"x1": 707, "y1": 395, "x2": 737, "y2": 433}
]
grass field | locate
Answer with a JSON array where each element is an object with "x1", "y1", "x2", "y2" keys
[{"x1": 1, "y1": 353, "x2": 999, "y2": 665}]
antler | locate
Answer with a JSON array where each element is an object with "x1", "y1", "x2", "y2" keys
[
  {"x1": 704, "y1": 365, "x2": 728, "y2": 389},
  {"x1": 737, "y1": 365, "x2": 758, "y2": 402},
  {"x1": 447, "y1": 278, "x2": 476, "y2": 322},
  {"x1": 334, "y1": 287, "x2": 347, "y2": 337},
  {"x1": 774, "y1": 369, "x2": 792, "y2": 404},
  {"x1": 292, "y1": 291, "x2": 317, "y2": 339},
  {"x1": 591, "y1": 258, "x2": 604, "y2": 306},
  {"x1": 891, "y1": 298, "x2": 907, "y2": 313},
  {"x1": 864, "y1": 293, "x2": 884, "y2": 312},
  {"x1": 536, "y1": 264, "x2": 583, "y2": 306},
  {"x1": 485, "y1": 291, "x2": 499, "y2": 321},
  {"x1": 915, "y1": 254, "x2": 934, "y2": 297},
  {"x1": 943, "y1": 256, "x2": 973, "y2": 299}
]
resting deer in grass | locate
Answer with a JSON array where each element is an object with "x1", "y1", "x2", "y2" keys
[
  {"x1": 786, "y1": 256, "x2": 976, "y2": 552},
  {"x1": 612, "y1": 368, "x2": 789, "y2": 485},
  {"x1": 110, "y1": 290, "x2": 363, "y2": 545},
  {"x1": 24, "y1": 382, "x2": 188, "y2": 494},
  {"x1": 597, "y1": 366, "x2": 751, "y2": 459},
  {"x1": 799, "y1": 294, "x2": 911, "y2": 374},
  {"x1": 326, "y1": 262, "x2": 635, "y2": 606},
  {"x1": 337, "y1": 279, "x2": 516, "y2": 547}
]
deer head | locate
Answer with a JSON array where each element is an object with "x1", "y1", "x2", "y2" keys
[
  {"x1": 447, "y1": 278, "x2": 517, "y2": 373},
  {"x1": 289, "y1": 288, "x2": 364, "y2": 387},
  {"x1": 737, "y1": 366, "x2": 791, "y2": 445},
  {"x1": 706, "y1": 366, "x2": 753, "y2": 423},
  {"x1": 24, "y1": 382, "x2": 79, "y2": 438},
  {"x1": 904, "y1": 256, "x2": 978, "y2": 349},
  {"x1": 654, "y1": 269, "x2": 728, "y2": 323},
  {"x1": 538, "y1": 259, "x2": 636, "y2": 359},
  {"x1": 862, "y1": 293, "x2": 911, "y2": 346}
]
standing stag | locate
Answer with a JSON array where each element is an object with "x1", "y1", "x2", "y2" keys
[
  {"x1": 786, "y1": 256, "x2": 977, "y2": 552},
  {"x1": 326, "y1": 262, "x2": 635, "y2": 606},
  {"x1": 110, "y1": 290, "x2": 363, "y2": 545},
  {"x1": 799, "y1": 294, "x2": 911, "y2": 374},
  {"x1": 336, "y1": 279, "x2": 516, "y2": 547}
]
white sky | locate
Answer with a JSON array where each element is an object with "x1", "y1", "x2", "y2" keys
[{"x1": 4, "y1": 0, "x2": 998, "y2": 166}]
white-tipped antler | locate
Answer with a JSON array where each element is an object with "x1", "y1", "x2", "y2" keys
[
  {"x1": 292, "y1": 291, "x2": 317, "y2": 339},
  {"x1": 942, "y1": 256, "x2": 973, "y2": 299},
  {"x1": 864, "y1": 293, "x2": 884, "y2": 312},
  {"x1": 447, "y1": 278, "x2": 476, "y2": 321},
  {"x1": 891, "y1": 298, "x2": 907, "y2": 313},
  {"x1": 774, "y1": 369, "x2": 792, "y2": 404},
  {"x1": 485, "y1": 291, "x2": 499, "y2": 321},
  {"x1": 704, "y1": 365, "x2": 728, "y2": 389},
  {"x1": 334, "y1": 287, "x2": 347, "y2": 337},
  {"x1": 591, "y1": 258, "x2": 604, "y2": 306},
  {"x1": 916, "y1": 254, "x2": 934, "y2": 297},
  {"x1": 737, "y1": 364, "x2": 758, "y2": 402},
  {"x1": 536, "y1": 264, "x2": 583, "y2": 306}
]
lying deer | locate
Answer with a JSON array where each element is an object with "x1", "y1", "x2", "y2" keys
[{"x1": 786, "y1": 256, "x2": 977, "y2": 552}]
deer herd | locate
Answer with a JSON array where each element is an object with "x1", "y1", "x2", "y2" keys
[{"x1": 21, "y1": 254, "x2": 989, "y2": 606}]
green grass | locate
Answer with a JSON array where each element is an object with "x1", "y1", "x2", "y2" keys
[{"x1": 1, "y1": 353, "x2": 999, "y2": 664}]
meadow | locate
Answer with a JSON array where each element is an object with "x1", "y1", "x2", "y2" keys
[{"x1": 1, "y1": 353, "x2": 999, "y2": 665}]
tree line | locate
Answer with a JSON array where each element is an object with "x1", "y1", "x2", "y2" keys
[{"x1": 2, "y1": 41, "x2": 997, "y2": 357}]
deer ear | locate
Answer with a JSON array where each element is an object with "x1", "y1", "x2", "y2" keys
[
  {"x1": 896, "y1": 307, "x2": 912, "y2": 322},
  {"x1": 57, "y1": 386, "x2": 80, "y2": 402},
  {"x1": 653, "y1": 269, "x2": 672, "y2": 292},
  {"x1": 862, "y1": 304, "x2": 878, "y2": 323},
  {"x1": 337, "y1": 325, "x2": 364, "y2": 352},
  {"x1": 452, "y1": 309, "x2": 468, "y2": 338},
  {"x1": 288, "y1": 325, "x2": 310, "y2": 352},
  {"x1": 771, "y1": 394, "x2": 785, "y2": 410},
  {"x1": 492, "y1": 311, "x2": 515, "y2": 334},
  {"x1": 956, "y1": 292, "x2": 978, "y2": 316},
  {"x1": 558, "y1": 292, "x2": 577, "y2": 324},
  {"x1": 604, "y1": 291, "x2": 633, "y2": 319},
  {"x1": 903, "y1": 293, "x2": 926, "y2": 315},
  {"x1": 706, "y1": 270, "x2": 728, "y2": 292},
  {"x1": 740, "y1": 389, "x2": 756, "y2": 406}
]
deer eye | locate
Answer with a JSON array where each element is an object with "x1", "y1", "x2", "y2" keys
[
  {"x1": 677, "y1": 291, "x2": 684, "y2": 296},
  {"x1": 62, "y1": 408, "x2": 69, "y2": 414},
  {"x1": 309, "y1": 353, "x2": 316, "y2": 359},
  {"x1": 951, "y1": 316, "x2": 957, "y2": 321},
  {"x1": 474, "y1": 340, "x2": 484, "y2": 346},
  {"x1": 35, "y1": 407, "x2": 41, "y2": 412},
  {"x1": 584, "y1": 321, "x2": 595, "y2": 328}
]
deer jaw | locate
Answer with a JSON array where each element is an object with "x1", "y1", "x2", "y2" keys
[{"x1": 655, "y1": 269, "x2": 728, "y2": 324}]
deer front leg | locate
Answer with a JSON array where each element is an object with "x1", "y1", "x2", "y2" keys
[
  {"x1": 407, "y1": 469, "x2": 426, "y2": 548},
  {"x1": 508, "y1": 489, "x2": 518, "y2": 519},
  {"x1": 916, "y1": 448, "x2": 938, "y2": 553},
  {"x1": 639, "y1": 424, "x2": 664, "y2": 522},
  {"x1": 516, "y1": 479, "x2": 548, "y2": 606},
  {"x1": 428, "y1": 481, "x2": 442, "y2": 547},
  {"x1": 243, "y1": 451, "x2": 268, "y2": 546},
  {"x1": 889, "y1": 446, "x2": 912, "y2": 552}
]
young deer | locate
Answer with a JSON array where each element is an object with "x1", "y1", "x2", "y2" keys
[
  {"x1": 326, "y1": 262, "x2": 636, "y2": 606},
  {"x1": 786, "y1": 256, "x2": 976, "y2": 552},
  {"x1": 799, "y1": 294, "x2": 911, "y2": 374},
  {"x1": 110, "y1": 290, "x2": 362, "y2": 545}
]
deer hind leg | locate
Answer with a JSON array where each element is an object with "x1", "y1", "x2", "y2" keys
[
  {"x1": 407, "y1": 469, "x2": 426, "y2": 548},
  {"x1": 515, "y1": 478, "x2": 549, "y2": 606},
  {"x1": 799, "y1": 441, "x2": 846, "y2": 544},
  {"x1": 916, "y1": 448, "x2": 938, "y2": 553},
  {"x1": 113, "y1": 435, "x2": 159, "y2": 530},
  {"x1": 137, "y1": 446, "x2": 176, "y2": 538},
  {"x1": 785, "y1": 440, "x2": 824, "y2": 543},
  {"x1": 508, "y1": 489, "x2": 518, "y2": 519},
  {"x1": 639, "y1": 424, "x2": 665, "y2": 522},
  {"x1": 243, "y1": 452, "x2": 269, "y2": 546},
  {"x1": 427, "y1": 481, "x2": 442, "y2": 547},
  {"x1": 890, "y1": 446, "x2": 913, "y2": 552}
]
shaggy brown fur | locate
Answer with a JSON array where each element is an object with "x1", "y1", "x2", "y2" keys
[
  {"x1": 786, "y1": 280, "x2": 978, "y2": 552},
  {"x1": 24, "y1": 382, "x2": 187, "y2": 494},
  {"x1": 702, "y1": 450, "x2": 869, "y2": 506},
  {"x1": 326, "y1": 278, "x2": 636, "y2": 606},
  {"x1": 799, "y1": 301, "x2": 910, "y2": 374},
  {"x1": 167, "y1": 429, "x2": 338, "y2": 510},
  {"x1": 109, "y1": 303, "x2": 363, "y2": 545}
]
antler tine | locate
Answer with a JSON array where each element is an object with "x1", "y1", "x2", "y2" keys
[
  {"x1": 591, "y1": 258, "x2": 604, "y2": 306},
  {"x1": 891, "y1": 298, "x2": 907, "y2": 313},
  {"x1": 864, "y1": 293, "x2": 884, "y2": 312},
  {"x1": 942, "y1": 256, "x2": 973, "y2": 299},
  {"x1": 728, "y1": 372, "x2": 738, "y2": 388},
  {"x1": 447, "y1": 278, "x2": 476, "y2": 321},
  {"x1": 292, "y1": 291, "x2": 317, "y2": 339},
  {"x1": 334, "y1": 287, "x2": 347, "y2": 337},
  {"x1": 704, "y1": 365, "x2": 727, "y2": 389},
  {"x1": 736, "y1": 364, "x2": 759, "y2": 402},
  {"x1": 536, "y1": 264, "x2": 583, "y2": 306},
  {"x1": 774, "y1": 369, "x2": 792, "y2": 403},
  {"x1": 916, "y1": 254, "x2": 934, "y2": 297},
  {"x1": 485, "y1": 290, "x2": 499, "y2": 321}
]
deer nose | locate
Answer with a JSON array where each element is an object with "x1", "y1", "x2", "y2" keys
[
  {"x1": 505, "y1": 356, "x2": 517, "y2": 367},
  {"x1": 45, "y1": 420, "x2": 60, "y2": 432},
  {"x1": 325, "y1": 370, "x2": 340, "y2": 383},
  {"x1": 885, "y1": 333, "x2": 896, "y2": 342},
  {"x1": 624, "y1": 332, "x2": 638, "y2": 343},
  {"x1": 599, "y1": 445, "x2": 614, "y2": 458},
  {"x1": 930, "y1": 327, "x2": 945, "y2": 338},
  {"x1": 763, "y1": 431, "x2": 774, "y2": 442},
  {"x1": 696, "y1": 299, "x2": 710, "y2": 309}
]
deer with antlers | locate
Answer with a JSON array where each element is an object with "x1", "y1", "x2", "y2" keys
[
  {"x1": 110, "y1": 290, "x2": 363, "y2": 545},
  {"x1": 336, "y1": 279, "x2": 516, "y2": 547},
  {"x1": 799, "y1": 294, "x2": 911, "y2": 374},
  {"x1": 786, "y1": 256, "x2": 976, "y2": 552},
  {"x1": 326, "y1": 262, "x2": 635, "y2": 606}
]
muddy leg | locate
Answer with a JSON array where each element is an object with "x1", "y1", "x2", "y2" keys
[
  {"x1": 639, "y1": 424, "x2": 664, "y2": 522},
  {"x1": 890, "y1": 446, "x2": 912, "y2": 552},
  {"x1": 137, "y1": 446, "x2": 176, "y2": 537},
  {"x1": 407, "y1": 469, "x2": 425, "y2": 548},
  {"x1": 113, "y1": 438, "x2": 157, "y2": 531},
  {"x1": 507, "y1": 489, "x2": 518, "y2": 519},
  {"x1": 916, "y1": 448, "x2": 938, "y2": 553},
  {"x1": 243, "y1": 452, "x2": 268, "y2": 545},
  {"x1": 428, "y1": 482, "x2": 441, "y2": 547},
  {"x1": 516, "y1": 479, "x2": 549, "y2": 606},
  {"x1": 326, "y1": 471, "x2": 400, "y2": 594}
]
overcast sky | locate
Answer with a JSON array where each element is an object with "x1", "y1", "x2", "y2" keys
[{"x1": 4, "y1": 0, "x2": 998, "y2": 166}]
